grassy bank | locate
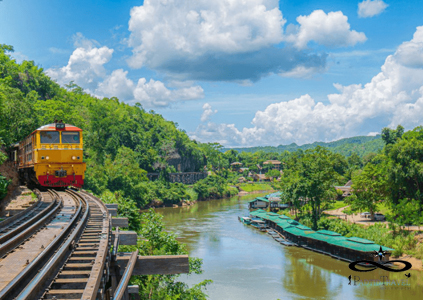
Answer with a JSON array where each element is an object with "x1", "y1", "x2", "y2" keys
[{"x1": 239, "y1": 183, "x2": 273, "y2": 192}]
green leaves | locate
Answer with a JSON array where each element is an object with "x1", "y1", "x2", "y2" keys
[
  {"x1": 0, "y1": 174, "x2": 10, "y2": 200},
  {"x1": 279, "y1": 147, "x2": 340, "y2": 229},
  {"x1": 350, "y1": 162, "x2": 387, "y2": 220}
]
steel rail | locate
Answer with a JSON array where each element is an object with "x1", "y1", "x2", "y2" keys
[
  {"x1": 78, "y1": 190, "x2": 111, "y2": 300},
  {"x1": 0, "y1": 193, "x2": 83, "y2": 300},
  {"x1": 0, "y1": 194, "x2": 57, "y2": 245},
  {"x1": 14, "y1": 191, "x2": 88, "y2": 300},
  {"x1": 0, "y1": 190, "x2": 41, "y2": 230},
  {"x1": 0, "y1": 197, "x2": 62, "y2": 258},
  {"x1": 112, "y1": 250, "x2": 138, "y2": 300}
]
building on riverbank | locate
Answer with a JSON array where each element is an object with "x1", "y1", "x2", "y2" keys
[
  {"x1": 248, "y1": 192, "x2": 289, "y2": 210},
  {"x1": 249, "y1": 209, "x2": 394, "y2": 263}
]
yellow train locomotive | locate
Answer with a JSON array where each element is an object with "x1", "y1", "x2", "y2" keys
[{"x1": 11, "y1": 121, "x2": 86, "y2": 188}]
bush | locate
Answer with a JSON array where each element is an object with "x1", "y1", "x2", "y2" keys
[
  {"x1": 193, "y1": 175, "x2": 237, "y2": 200},
  {"x1": 185, "y1": 188, "x2": 198, "y2": 201},
  {"x1": 0, "y1": 175, "x2": 10, "y2": 200}
]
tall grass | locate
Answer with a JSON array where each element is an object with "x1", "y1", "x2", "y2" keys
[{"x1": 239, "y1": 183, "x2": 273, "y2": 192}]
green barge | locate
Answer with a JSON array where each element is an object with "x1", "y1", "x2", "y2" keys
[{"x1": 249, "y1": 209, "x2": 394, "y2": 264}]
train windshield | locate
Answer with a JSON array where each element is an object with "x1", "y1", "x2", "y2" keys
[
  {"x1": 62, "y1": 132, "x2": 80, "y2": 143},
  {"x1": 40, "y1": 131, "x2": 60, "y2": 143}
]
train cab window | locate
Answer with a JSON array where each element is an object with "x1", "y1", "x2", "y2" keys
[
  {"x1": 40, "y1": 131, "x2": 60, "y2": 143},
  {"x1": 62, "y1": 132, "x2": 80, "y2": 143}
]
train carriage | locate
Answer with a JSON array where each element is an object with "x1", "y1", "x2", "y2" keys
[{"x1": 12, "y1": 121, "x2": 86, "y2": 188}]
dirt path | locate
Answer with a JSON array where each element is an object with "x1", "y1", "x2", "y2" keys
[{"x1": 323, "y1": 206, "x2": 422, "y2": 230}]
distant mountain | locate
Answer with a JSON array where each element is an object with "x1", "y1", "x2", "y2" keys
[{"x1": 222, "y1": 135, "x2": 384, "y2": 157}]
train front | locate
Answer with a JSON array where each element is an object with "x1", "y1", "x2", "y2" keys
[{"x1": 34, "y1": 122, "x2": 86, "y2": 188}]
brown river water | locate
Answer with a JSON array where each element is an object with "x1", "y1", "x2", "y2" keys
[{"x1": 157, "y1": 193, "x2": 423, "y2": 300}]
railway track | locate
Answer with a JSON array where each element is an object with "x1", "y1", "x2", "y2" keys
[
  {"x1": 0, "y1": 190, "x2": 62, "y2": 258},
  {"x1": 0, "y1": 189, "x2": 111, "y2": 300},
  {"x1": 0, "y1": 188, "x2": 153, "y2": 300},
  {"x1": 0, "y1": 190, "x2": 55, "y2": 242},
  {"x1": 35, "y1": 190, "x2": 111, "y2": 300}
]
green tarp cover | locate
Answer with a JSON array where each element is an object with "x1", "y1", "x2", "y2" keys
[
  {"x1": 306, "y1": 232, "x2": 347, "y2": 244},
  {"x1": 328, "y1": 237, "x2": 395, "y2": 252},
  {"x1": 284, "y1": 226, "x2": 316, "y2": 238},
  {"x1": 246, "y1": 211, "x2": 394, "y2": 253},
  {"x1": 249, "y1": 197, "x2": 269, "y2": 203},
  {"x1": 250, "y1": 209, "x2": 266, "y2": 216},
  {"x1": 278, "y1": 215, "x2": 291, "y2": 219},
  {"x1": 267, "y1": 212, "x2": 279, "y2": 216},
  {"x1": 346, "y1": 237, "x2": 374, "y2": 244},
  {"x1": 296, "y1": 225, "x2": 312, "y2": 230},
  {"x1": 287, "y1": 220, "x2": 300, "y2": 225},
  {"x1": 316, "y1": 230, "x2": 342, "y2": 236}
]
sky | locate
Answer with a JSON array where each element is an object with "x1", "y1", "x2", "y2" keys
[{"x1": 1, "y1": 0, "x2": 423, "y2": 147}]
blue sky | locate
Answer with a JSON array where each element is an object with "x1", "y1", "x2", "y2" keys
[{"x1": 1, "y1": 0, "x2": 423, "y2": 147}]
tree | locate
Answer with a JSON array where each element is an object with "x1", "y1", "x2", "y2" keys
[
  {"x1": 279, "y1": 147, "x2": 338, "y2": 229},
  {"x1": 384, "y1": 126, "x2": 423, "y2": 224},
  {"x1": 381, "y1": 125, "x2": 404, "y2": 145},
  {"x1": 349, "y1": 162, "x2": 387, "y2": 220}
]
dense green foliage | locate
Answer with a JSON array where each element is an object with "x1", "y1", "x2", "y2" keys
[
  {"x1": 223, "y1": 135, "x2": 384, "y2": 158},
  {"x1": 278, "y1": 147, "x2": 341, "y2": 229},
  {"x1": 347, "y1": 163, "x2": 386, "y2": 220},
  {"x1": 0, "y1": 44, "x2": 213, "y2": 298},
  {"x1": 0, "y1": 138, "x2": 9, "y2": 199},
  {"x1": 100, "y1": 191, "x2": 211, "y2": 299},
  {"x1": 0, "y1": 174, "x2": 9, "y2": 200},
  {"x1": 0, "y1": 44, "x2": 209, "y2": 207},
  {"x1": 193, "y1": 175, "x2": 238, "y2": 200}
]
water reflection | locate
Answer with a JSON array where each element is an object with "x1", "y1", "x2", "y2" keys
[{"x1": 157, "y1": 194, "x2": 422, "y2": 300}]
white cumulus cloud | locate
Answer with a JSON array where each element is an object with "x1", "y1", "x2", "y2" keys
[
  {"x1": 286, "y1": 10, "x2": 367, "y2": 49},
  {"x1": 192, "y1": 26, "x2": 423, "y2": 147},
  {"x1": 201, "y1": 103, "x2": 218, "y2": 122},
  {"x1": 358, "y1": 0, "x2": 388, "y2": 18},
  {"x1": 95, "y1": 69, "x2": 204, "y2": 108},
  {"x1": 128, "y1": 0, "x2": 285, "y2": 68},
  {"x1": 126, "y1": 0, "x2": 334, "y2": 81},
  {"x1": 47, "y1": 33, "x2": 204, "y2": 108},
  {"x1": 47, "y1": 34, "x2": 114, "y2": 90}
]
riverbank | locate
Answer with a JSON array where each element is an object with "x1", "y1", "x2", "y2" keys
[
  {"x1": 324, "y1": 206, "x2": 423, "y2": 271},
  {"x1": 158, "y1": 194, "x2": 423, "y2": 300}
]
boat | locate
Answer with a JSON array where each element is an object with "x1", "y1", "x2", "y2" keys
[
  {"x1": 267, "y1": 230, "x2": 280, "y2": 238},
  {"x1": 238, "y1": 216, "x2": 252, "y2": 225},
  {"x1": 280, "y1": 240, "x2": 297, "y2": 246},
  {"x1": 250, "y1": 219, "x2": 268, "y2": 231}
]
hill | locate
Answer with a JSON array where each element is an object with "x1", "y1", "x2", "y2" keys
[{"x1": 223, "y1": 135, "x2": 384, "y2": 157}]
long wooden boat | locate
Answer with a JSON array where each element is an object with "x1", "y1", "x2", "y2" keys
[
  {"x1": 251, "y1": 219, "x2": 268, "y2": 231},
  {"x1": 238, "y1": 216, "x2": 252, "y2": 225}
]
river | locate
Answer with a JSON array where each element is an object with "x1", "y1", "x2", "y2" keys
[{"x1": 158, "y1": 193, "x2": 423, "y2": 299}]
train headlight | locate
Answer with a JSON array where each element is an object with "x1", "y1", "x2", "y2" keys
[
  {"x1": 72, "y1": 156, "x2": 77, "y2": 160},
  {"x1": 46, "y1": 156, "x2": 49, "y2": 160}
]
